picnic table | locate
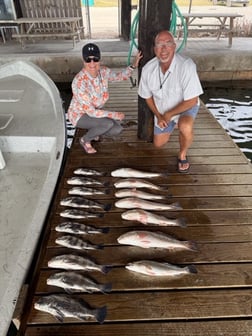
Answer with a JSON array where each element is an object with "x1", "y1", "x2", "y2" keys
[
  {"x1": 179, "y1": 12, "x2": 243, "y2": 47},
  {"x1": 11, "y1": 17, "x2": 83, "y2": 48}
]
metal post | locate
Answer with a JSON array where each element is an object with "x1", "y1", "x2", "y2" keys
[{"x1": 137, "y1": 0, "x2": 172, "y2": 141}]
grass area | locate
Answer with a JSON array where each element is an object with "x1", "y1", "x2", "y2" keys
[{"x1": 92, "y1": 0, "x2": 251, "y2": 6}]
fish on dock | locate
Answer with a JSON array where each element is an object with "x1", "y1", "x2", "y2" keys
[
  {"x1": 74, "y1": 168, "x2": 104, "y2": 176},
  {"x1": 115, "y1": 188, "x2": 167, "y2": 200},
  {"x1": 48, "y1": 254, "x2": 110, "y2": 273},
  {"x1": 121, "y1": 209, "x2": 186, "y2": 227},
  {"x1": 34, "y1": 294, "x2": 107, "y2": 323},
  {"x1": 67, "y1": 176, "x2": 108, "y2": 187},
  {"x1": 68, "y1": 186, "x2": 109, "y2": 196},
  {"x1": 117, "y1": 230, "x2": 197, "y2": 251},
  {"x1": 60, "y1": 209, "x2": 103, "y2": 219},
  {"x1": 114, "y1": 178, "x2": 163, "y2": 191},
  {"x1": 60, "y1": 196, "x2": 111, "y2": 211},
  {"x1": 55, "y1": 222, "x2": 109, "y2": 235},
  {"x1": 111, "y1": 168, "x2": 164, "y2": 178},
  {"x1": 126, "y1": 260, "x2": 197, "y2": 277},
  {"x1": 115, "y1": 197, "x2": 182, "y2": 211},
  {"x1": 47, "y1": 272, "x2": 112, "y2": 294},
  {"x1": 55, "y1": 235, "x2": 103, "y2": 250}
]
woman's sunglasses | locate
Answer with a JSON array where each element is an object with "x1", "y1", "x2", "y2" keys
[{"x1": 84, "y1": 56, "x2": 100, "y2": 63}]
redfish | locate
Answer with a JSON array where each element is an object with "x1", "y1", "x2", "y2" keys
[{"x1": 117, "y1": 230, "x2": 197, "y2": 251}]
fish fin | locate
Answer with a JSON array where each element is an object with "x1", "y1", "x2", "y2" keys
[
  {"x1": 178, "y1": 217, "x2": 187, "y2": 228},
  {"x1": 101, "y1": 282, "x2": 113, "y2": 293},
  {"x1": 95, "y1": 306, "x2": 107, "y2": 324},
  {"x1": 187, "y1": 264, "x2": 198, "y2": 274},
  {"x1": 104, "y1": 181, "x2": 110, "y2": 187},
  {"x1": 54, "y1": 310, "x2": 65, "y2": 323},
  {"x1": 103, "y1": 203, "x2": 112, "y2": 211},
  {"x1": 171, "y1": 202, "x2": 183, "y2": 210},
  {"x1": 186, "y1": 240, "x2": 198, "y2": 252},
  {"x1": 64, "y1": 288, "x2": 78, "y2": 294},
  {"x1": 101, "y1": 227, "x2": 110, "y2": 234}
]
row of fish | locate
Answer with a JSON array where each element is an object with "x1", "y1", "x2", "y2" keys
[
  {"x1": 110, "y1": 167, "x2": 198, "y2": 278},
  {"x1": 35, "y1": 168, "x2": 113, "y2": 323}
]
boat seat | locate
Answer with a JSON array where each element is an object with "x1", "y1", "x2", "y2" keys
[{"x1": 0, "y1": 114, "x2": 14, "y2": 129}]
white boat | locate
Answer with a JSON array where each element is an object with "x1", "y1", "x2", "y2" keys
[{"x1": 0, "y1": 60, "x2": 66, "y2": 335}]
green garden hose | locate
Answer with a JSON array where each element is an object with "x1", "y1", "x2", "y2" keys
[{"x1": 127, "y1": 1, "x2": 188, "y2": 65}]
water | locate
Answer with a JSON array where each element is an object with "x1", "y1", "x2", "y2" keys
[
  {"x1": 201, "y1": 83, "x2": 252, "y2": 162},
  {"x1": 59, "y1": 82, "x2": 252, "y2": 161}
]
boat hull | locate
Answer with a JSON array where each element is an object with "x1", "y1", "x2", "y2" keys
[{"x1": 0, "y1": 60, "x2": 66, "y2": 335}]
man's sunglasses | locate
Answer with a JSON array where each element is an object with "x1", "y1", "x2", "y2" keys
[{"x1": 84, "y1": 56, "x2": 100, "y2": 63}]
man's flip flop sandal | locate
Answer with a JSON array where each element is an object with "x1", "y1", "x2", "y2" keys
[{"x1": 177, "y1": 157, "x2": 190, "y2": 173}]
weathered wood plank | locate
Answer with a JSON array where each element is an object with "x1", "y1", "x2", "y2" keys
[
  {"x1": 50, "y1": 209, "x2": 252, "y2": 227},
  {"x1": 27, "y1": 289, "x2": 252, "y2": 324},
  {"x1": 24, "y1": 320, "x2": 252, "y2": 336},
  {"x1": 47, "y1": 224, "x2": 252, "y2": 247},
  {"x1": 55, "y1": 196, "x2": 252, "y2": 211},
  {"x1": 36, "y1": 262, "x2": 252, "y2": 293},
  {"x1": 42, "y1": 242, "x2": 252, "y2": 266}
]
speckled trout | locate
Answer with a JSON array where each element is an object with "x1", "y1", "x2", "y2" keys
[
  {"x1": 115, "y1": 188, "x2": 167, "y2": 200},
  {"x1": 115, "y1": 197, "x2": 182, "y2": 211},
  {"x1": 126, "y1": 260, "x2": 197, "y2": 277},
  {"x1": 121, "y1": 209, "x2": 186, "y2": 227},
  {"x1": 111, "y1": 168, "x2": 164, "y2": 178},
  {"x1": 114, "y1": 178, "x2": 163, "y2": 191}
]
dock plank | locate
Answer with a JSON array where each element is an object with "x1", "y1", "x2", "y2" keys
[{"x1": 24, "y1": 320, "x2": 252, "y2": 336}]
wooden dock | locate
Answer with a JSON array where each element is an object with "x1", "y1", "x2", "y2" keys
[{"x1": 20, "y1": 79, "x2": 252, "y2": 336}]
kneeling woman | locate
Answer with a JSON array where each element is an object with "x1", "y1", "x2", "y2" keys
[{"x1": 68, "y1": 43, "x2": 142, "y2": 154}]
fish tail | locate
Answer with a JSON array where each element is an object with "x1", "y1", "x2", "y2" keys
[
  {"x1": 185, "y1": 240, "x2": 198, "y2": 252},
  {"x1": 98, "y1": 213, "x2": 104, "y2": 218},
  {"x1": 187, "y1": 264, "x2": 198, "y2": 274},
  {"x1": 101, "y1": 282, "x2": 113, "y2": 293},
  {"x1": 171, "y1": 202, "x2": 183, "y2": 210},
  {"x1": 95, "y1": 305, "x2": 107, "y2": 324},
  {"x1": 104, "y1": 188, "x2": 110, "y2": 195},
  {"x1": 103, "y1": 203, "x2": 112, "y2": 211},
  {"x1": 177, "y1": 217, "x2": 187, "y2": 228},
  {"x1": 96, "y1": 244, "x2": 104, "y2": 250},
  {"x1": 104, "y1": 181, "x2": 110, "y2": 187},
  {"x1": 101, "y1": 265, "x2": 111, "y2": 274},
  {"x1": 101, "y1": 227, "x2": 110, "y2": 234}
]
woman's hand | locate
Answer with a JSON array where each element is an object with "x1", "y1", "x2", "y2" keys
[
  {"x1": 132, "y1": 50, "x2": 143, "y2": 68},
  {"x1": 114, "y1": 112, "x2": 125, "y2": 120}
]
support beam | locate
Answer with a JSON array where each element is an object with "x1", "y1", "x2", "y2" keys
[
  {"x1": 137, "y1": 0, "x2": 172, "y2": 141},
  {"x1": 120, "y1": 0, "x2": 131, "y2": 41}
]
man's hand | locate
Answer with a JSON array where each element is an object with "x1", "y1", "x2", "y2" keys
[
  {"x1": 163, "y1": 111, "x2": 173, "y2": 124},
  {"x1": 157, "y1": 115, "x2": 167, "y2": 129}
]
